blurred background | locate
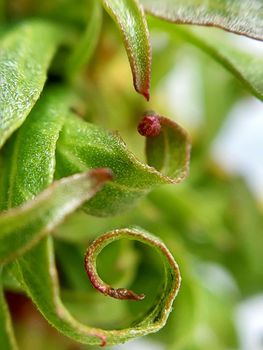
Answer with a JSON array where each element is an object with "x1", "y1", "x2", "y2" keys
[{"x1": 2, "y1": 1, "x2": 263, "y2": 349}]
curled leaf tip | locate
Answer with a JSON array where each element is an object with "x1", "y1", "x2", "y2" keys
[
  {"x1": 83, "y1": 228, "x2": 181, "y2": 344},
  {"x1": 107, "y1": 287, "x2": 145, "y2": 301},
  {"x1": 84, "y1": 242, "x2": 144, "y2": 301},
  {"x1": 138, "y1": 113, "x2": 161, "y2": 137}
]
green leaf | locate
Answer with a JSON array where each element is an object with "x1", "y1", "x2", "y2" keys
[
  {"x1": 0, "y1": 87, "x2": 112, "y2": 263},
  {"x1": 0, "y1": 170, "x2": 112, "y2": 264},
  {"x1": 55, "y1": 112, "x2": 190, "y2": 216},
  {"x1": 0, "y1": 270, "x2": 18, "y2": 350},
  {"x1": 0, "y1": 20, "x2": 63, "y2": 148},
  {"x1": 143, "y1": 113, "x2": 191, "y2": 181},
  {"x1": 100, "y1": 0, "x2": 152, "y2": 100},
  {"x1": 141, "y1": 0, "x2": 263, "y2": 41},
  {"x1": 0, "y1": 88, "x2": 70, "y2": 209},
  {"x1": 149, "y1": 17, "x2": 263, "y2": 101},
  {"x1": 16, "y1": 227, "x2": 180, "y2": 346},
  {"x1": 0, "y1": 84, "x2": 184, "y2": 345}
]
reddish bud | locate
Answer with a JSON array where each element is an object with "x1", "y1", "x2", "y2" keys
[{"x1": 138, "y1": 115, "x2": 161, "y2": 137}]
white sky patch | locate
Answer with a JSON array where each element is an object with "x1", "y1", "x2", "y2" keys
[
  {"x1": 157, "y1": 49, "x2": 204, "y2": 131},
  {"x1": 230, "y1": 32, "x2": 263, "y2": 56},
  {"x1": 212, "y1": 97, "x2": 263, "y2": 200},
  {"x1": 236, "y1": 295, "x2": 263, "y2": 350}
]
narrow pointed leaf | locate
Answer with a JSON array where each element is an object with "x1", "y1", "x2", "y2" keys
[
  {"x1": 0, "y1": 88, "x2": 71, "y2": 209},
  {"x1": 0, "y1": 170, "x2": 112, "y2": 264},
  {"x1": 56, "y1": 112, "x2": 190, "y2": 216},
  {"x1": 142, "y1": 0, "x2": 263, "y2": 41},
  {"x1": 0, "y1": 20, "x2": 63, "y2": 148},
  {"x1": 100, "y1": 0, "x2": 151, "y2": 100}
]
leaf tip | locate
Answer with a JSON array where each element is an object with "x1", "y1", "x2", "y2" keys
[
  {"x1": 142, "y1": 89, "x2": 150, "y2": 101},
  {"x1": 107, "y1": 287, "x2": 145, "y2": 301}
]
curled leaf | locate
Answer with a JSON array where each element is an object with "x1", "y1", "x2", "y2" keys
[
  {"x1": 139, "y1": 112, "x2": 191, "y2": 181},
  {"x1": 56, "y1": 112, "x2": 190, "y2": 216},
  {"x1": 142, "y1": 0, "x2": 263, "y2": 41},
  {"x1": 84, "y1": 227, "x2": 180, "y2": 302},
  {"x1": 16, "y1": 227, "x2": 180, "y2": 346},
  {"x1": 0, "y1": 169, "x2": 112, "y2": 264},
  {"x1": 0, "y1": 20, "x2": 63, "y2": 148},
  {"x1": 100, "y1": 0, "x2": 151, "y2": 100}
]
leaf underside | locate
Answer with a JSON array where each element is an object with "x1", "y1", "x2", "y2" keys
[{"x1": 142, "y1": 0, "x2": 263, "y2": 41}]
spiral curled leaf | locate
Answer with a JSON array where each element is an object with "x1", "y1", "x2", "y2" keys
[{"x1": 16, "y1": 227, "x2": 181, "y2": 346}]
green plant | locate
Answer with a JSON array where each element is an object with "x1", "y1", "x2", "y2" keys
[{"x1": 0, "y1": 1, "x2": 262, "y2": 349}]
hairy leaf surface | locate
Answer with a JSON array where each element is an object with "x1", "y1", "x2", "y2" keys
[
  {"x1": 0, "y1": 88, "x2": 70, "y2": 209},
  {"x1": 0, "y1": 171, "x2": 111, "y2": 264},
  {"x1": 56, "y1": 112, "x2": 190, "y2": 216},
  {"x1": 142, "y1": 0, "x2": 263, "y2": 41},
  {"x1": 0, "y1": 20, "x2": 62, "y2": 148},
  {"x1": 0, "y1": 88, "x2": 111, "y2": 263}
]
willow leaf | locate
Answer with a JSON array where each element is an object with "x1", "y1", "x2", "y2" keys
[
  {"x1": 0, "y1": 270, "x2": 18, "y2": 350},
  {"x1": 141, "y1": 0, "x2": 263, "y2": 41},
  {"x1": 149, "y1": 17, "x2": 263, "y2": 101},
  {"x1": 16, "y1": 228, "x2": 180, "y2": 346},
  {"x1": 0, "y1": 20, "x2": 62, "y2": 148},
  {"x1": 55, "y1": 112, "x2": 190, "y2": 216},
  {"x1": 0, "y1": 88, "x2": 72, "y2": 209},
  {"x1": 100, "y1": 0, "x2": 151, "y2": 100},
  {"x1": 0, "y1": 170, "x2": 112, "y2": 264},
  {"x1": 0, "y1": 88, "x2": 112, "y2": 263}
]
